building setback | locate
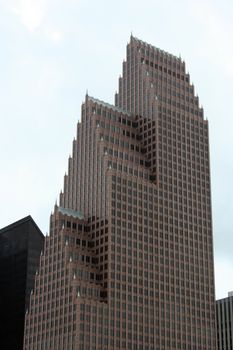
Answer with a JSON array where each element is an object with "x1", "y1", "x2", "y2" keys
[
  {"x1": 0, "y1": 216, "x2": 44, "y2": 350},
  {"x1": 216, "y1": 292, "x2": 233, "y2": 350},
  {"x1": 23, "y1": 36, "x2": 216, "y2": 350}
]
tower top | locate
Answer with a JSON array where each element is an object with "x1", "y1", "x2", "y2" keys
[{"x1": 130, "y1": 35, "x2": 183, "y2": 63}]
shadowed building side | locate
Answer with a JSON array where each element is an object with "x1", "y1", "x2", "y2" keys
[
  {"x1": 0, "y1": 216, "x2": 44, "y2": 350},
  {"x1": 216, "y1": 292, "x2": 233, "y2": 350}
]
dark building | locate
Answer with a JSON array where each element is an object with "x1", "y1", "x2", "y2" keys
[
  {"x1": 24, "y1": 36, "x2": 216, "y2": 350},
  {"x1": 0, "y1": 216, "x2": 44, "y2": 350},
  {"x1": 216, "y1": 292, "x2": 233, "y2": 350}
]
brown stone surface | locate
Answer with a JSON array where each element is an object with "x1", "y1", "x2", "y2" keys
[{"x1": 24, "y1": 36, "x2": 216, "y2": 350}]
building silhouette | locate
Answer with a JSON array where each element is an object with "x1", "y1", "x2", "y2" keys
[
  {"x1": 0, "y1": 216, "x2": 44, "y2": 350},
  {"x1": 23, "y1": 36, "x2": 216, "y2": 350},
  {"x1": 216, "y1": 292, "x2": 233, "y2": 350}
]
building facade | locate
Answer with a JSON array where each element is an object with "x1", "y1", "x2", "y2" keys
[
  {"x1": 23, "y1": 36, "x2": 216, "y2": 350},
  {"x1": 0, "y1": 216, "x2": 44, "y2": 350},
  {"x1": 216, "y1": 292, "x2": 233, "y2": 350}
]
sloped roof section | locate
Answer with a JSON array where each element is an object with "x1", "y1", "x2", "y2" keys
[
  {"x1": 88, "y1": 95, "x2": 131, "y2": 116},
  {"x1": 58, "y1": 207, "x2": 84, "y2": 220}
]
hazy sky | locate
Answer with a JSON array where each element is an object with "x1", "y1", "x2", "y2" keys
[{"x1": 0, "y1": 0, "x2": 232, "y2": 299}]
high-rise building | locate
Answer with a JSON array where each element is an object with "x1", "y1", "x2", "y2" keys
[
  {"x1": 0, "y1": 216, "x2": 44, "y2": 350},
  {"x1": 23, "y1": 36, "x2": 216, "y2": 350},
  {"x1": 216, "y1": 292, "x2": 233, "y2": 350}
]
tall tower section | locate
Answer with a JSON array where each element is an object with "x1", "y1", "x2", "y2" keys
[
  {"x1": 23, "y1": 36, "x2": 216, "y2": 350},
  {"x1": 115, "y1": 35, "x2": 216, "y2": 348}
]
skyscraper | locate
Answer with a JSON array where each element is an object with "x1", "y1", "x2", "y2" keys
[
  {"x1": 0, "y1": 216, "x2": 44, "y2": 350},
  {"x1": 216, "y1": 292, "x2": 233, "y2": 350},
  {"x1": 23, "y1": 36, "x2": 216, "y2": 350}
]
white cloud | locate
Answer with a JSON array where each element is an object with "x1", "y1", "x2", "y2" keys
[
  {"x1": 0, "y1": 0, "x2": 48, "y2": 32},
  {"x1": 0, "y1": 0, "x2": 64, "y2": 43},
  {"x1": 1, "y1": 0, "x2": 64, "y2": 36},
  {"x1": 46, "y1": 29, "x2": 63, "y2": 44},
  {"x1": 15, "y1": 0, "x2": 47, "y2": 32}
]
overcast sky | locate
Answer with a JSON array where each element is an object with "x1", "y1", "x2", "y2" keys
[{"x1": 0, "y1": 0, "x2": 232, "y2": 300}]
